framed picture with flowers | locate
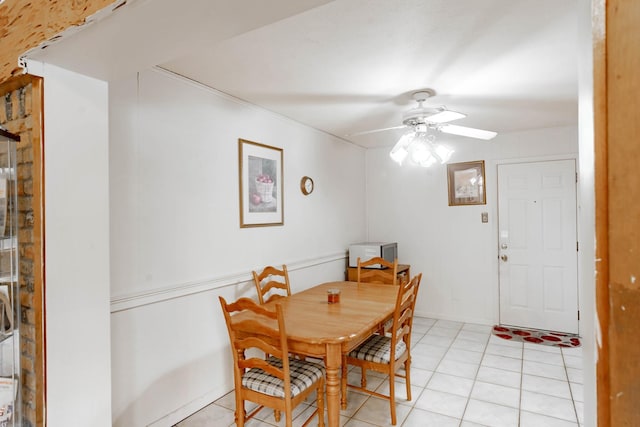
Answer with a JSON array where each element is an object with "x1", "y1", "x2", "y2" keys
[{"x1": 238, "y1": 139, "x2": 284, "y2": 227}]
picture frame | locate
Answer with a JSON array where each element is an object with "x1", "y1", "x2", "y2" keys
[
  {"x1": 447, "y1": 160, "x2": 486, "y2": 206},
  {"x1": 238, "y1": 139, "x2": 284, "y2": 227}
]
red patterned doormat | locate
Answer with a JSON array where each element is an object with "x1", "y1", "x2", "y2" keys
[{"x1": 492, "y1": 325, "x2": 581, "y2": 348}]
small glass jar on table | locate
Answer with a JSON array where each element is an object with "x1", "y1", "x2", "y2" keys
[{"x1": 327, "y1": 288, "x2": 341, "y2": 304}]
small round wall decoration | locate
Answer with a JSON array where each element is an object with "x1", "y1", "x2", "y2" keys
[{"x1": 300, "y1": 176, "x2": 314, "y2": 195}]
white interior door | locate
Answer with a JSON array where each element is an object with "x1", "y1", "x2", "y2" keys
[{"x1": 498, "y1": 159, "x2": 578, "y2": 333}]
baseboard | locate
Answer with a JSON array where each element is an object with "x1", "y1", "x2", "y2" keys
[
  {"x1": 147, "y1": 386, "x2": 230, "y2": 427},
  {"x1": 414, "y1": 309, "x2": 495, "y2": 327}
]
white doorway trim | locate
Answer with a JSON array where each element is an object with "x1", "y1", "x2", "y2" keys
[
  {"x1": 488, "y1": 153, "x2": 579, "y2": 327},
  {"x1": 496, "y1": 158, "x2": 579, "y2": 333}
]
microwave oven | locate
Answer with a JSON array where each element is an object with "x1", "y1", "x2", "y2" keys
[{"x1": 348, "y1": 242, "x2": 398, "y2": 268}]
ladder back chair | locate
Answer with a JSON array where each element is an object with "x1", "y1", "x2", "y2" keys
[
  {"x1": 356, "y1": 257, "x2": 399, "y2": 286},
  {"x1": 252, "y1": 264, "x2": 292, "y2": 305},
  {"x1": 219, "y1": 296, "x2": 325, "y2": 427},
  {"x1": 357, "y1": 256, "x2": 399, "y2": 334},
  {"x1": 341, "y1": 273, "x2": 422, "y2": 425}
]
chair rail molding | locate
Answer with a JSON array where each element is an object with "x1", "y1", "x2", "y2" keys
[{"x1": 110, "y1": 251, "x2": 348, "y2": 312}]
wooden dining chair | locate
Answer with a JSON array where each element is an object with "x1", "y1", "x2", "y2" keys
[
  {"x1": 341, "y1": 273, "x2": 422, "y2": 425},
  {"x1": 356, "y1": 257, "x2": 399, "y2": 286},
  {"x1": 219, "y1": 296, "x2": 325, "y2": 427},
  {"x1": 252, "y1": 264, "x2": 292, "y2": 305},
  {"x1": 357, "y1": 256, "x2": 399, "y2": 334}
]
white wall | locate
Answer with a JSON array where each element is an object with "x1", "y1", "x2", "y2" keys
[
  {"x1": 29, "y1": 62, "x2": 586, "y2": 426},
  {"x1": 577, "y1": 0, "x2": 596, "y2": 424},
  {"x1": 108, "y1": 68, "x2": 366, "y2": 426},
  {"x1": 366, "y1": 126, "x2": 578, "y2": 324},
  {"x1": 32, "y1": 62, "x2": 113, "y2": 426}
]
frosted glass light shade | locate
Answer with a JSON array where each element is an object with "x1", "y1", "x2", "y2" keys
[
  {"x1": 409, "y1": 140, "x2": 430, "y2": 164},
  {"x1": 390, "y1": 145, "x2": 408, "y2": 164},
  {"x1": 434, "y1": 144, "x2": 454, "y2": 163},
  {"x1": 390, "y1": 130, "x2": 454, "y2": 167},
  {"x1": 389, "y1": 132, "x2": 414, "y2": 164}
]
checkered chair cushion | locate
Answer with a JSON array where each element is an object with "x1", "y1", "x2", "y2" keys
[
  {"x1": 242, "y1": 356, "x2": 325, "y2": 398},
  {"x1": 348, "y1": 334, "x2": 407, "y2": 364}
]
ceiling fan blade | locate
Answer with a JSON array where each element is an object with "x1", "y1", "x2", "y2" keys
[
  {"x1": 425, "y1": 109, "x2": 466, "y2": 123},
  {"x1": 346, "y1": 124, "x2": 407, "y2": 137},
  {"x1": 440, "y1": 124, "x2": 497, "y2": 140}
]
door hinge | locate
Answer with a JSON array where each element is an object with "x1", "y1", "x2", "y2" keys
[
  {"x1": 578, "y1": 310, "x2": 580, "y2": 321},
  {"x1": 577, "y1": 241, "x2": 579, "y2": 251},
  {"x1": 576, "y1": 172, "x2": 578, "y2": 183}
]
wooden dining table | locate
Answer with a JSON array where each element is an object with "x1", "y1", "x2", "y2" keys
[{"x1": 233, "y1": 280, "x2": 398, "y2": 427}]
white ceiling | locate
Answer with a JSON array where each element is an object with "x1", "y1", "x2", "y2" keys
[{"x1": 27, "y1": 0, "x2": 579, "y2": 148}]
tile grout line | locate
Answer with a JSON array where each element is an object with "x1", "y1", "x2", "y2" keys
[
  {"x1": 518, "y1": 340, "x2": 524, "y2": 427},
  {"x1": 412, "y1": 319, "x2": 467, "y2": 425},
  {"x1": 456, "y1": 322, "x2": 490, "y2": 427},
  {"x1": 562, "y1": 347, "x2": 582, "y2": 425}
]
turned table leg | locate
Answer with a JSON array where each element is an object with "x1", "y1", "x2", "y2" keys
[{"x1": 325, "y1": 343, "x2": 341, "y2": 427}]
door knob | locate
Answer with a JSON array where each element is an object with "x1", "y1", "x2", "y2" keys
[{"x1": 500, "y1": 254, "x2": 508, "y2": 262}]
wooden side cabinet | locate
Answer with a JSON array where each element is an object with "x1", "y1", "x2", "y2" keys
[{"x1": 346, "y1": 264, "x2": 411, "y2": 285}]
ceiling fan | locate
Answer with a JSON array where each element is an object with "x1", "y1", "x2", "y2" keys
[{"x1": 349, "y1": 89, "x2": 497, "y2": 141}]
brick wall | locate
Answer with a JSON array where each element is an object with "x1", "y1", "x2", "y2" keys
[{"x1": 0, "y1": 76, "x2": 44, "y2": 427}]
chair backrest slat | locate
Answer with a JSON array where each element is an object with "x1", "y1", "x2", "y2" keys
[
  {"x1": 236, "y1": 336, "x2": 284, "y2": 361},
  {"x1": 238, "y1": 357, "x2": 285, "y2": 379},
  {"x1": 260, "y1": 280, "x2": 288, "y2": 296},
  {"x1": 226, "y1": 297, "x2": 277, "y2": 317},
  {"x1": 357, "y1": 257, "x2": 399, "y2": 285},
  {"x1": 252, "y1": 265, "x2": 292, "y2": 305}
]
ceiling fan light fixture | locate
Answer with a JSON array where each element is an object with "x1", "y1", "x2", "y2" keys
[
  {"x1": 389, "y1": 145, "x2": 409, "y2": 164},
  {"x1": 414, "y1": 123, "x2": 428, "y2": 133},
  {"x1": 389, "y1": 132, "x2": 414, "y2": 164},
  {"x1": 393, "y1": 129, "x2": 454, "y2": 168},
  {"x1": 441, "y1": 124, "x2": 497, "y2": 140},
  {"x1": 351, "y1": 88, "x2": 497, "y2": 145},
  {"x1": 418, "y1": 154, "x2": 437, "y2": 168},
  {"x1": 408, "y1": 140, "x2": 431, "y2": 165}
]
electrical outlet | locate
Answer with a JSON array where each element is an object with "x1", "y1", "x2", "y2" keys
[{"x1": 481, "y1": 212, "x2": 489, "y2": 223}]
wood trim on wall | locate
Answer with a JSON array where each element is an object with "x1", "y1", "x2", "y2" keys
[
  {"x1": 0, "y1": 74, "x2": 45, "y2": 427},
  {"x1": 595, "y1": 0, "x2": 640, "y2": 426},
  {"x1": 607, "y1": 0, "x2": 640, "y2": 424},
  {"x1": 30, "y1": 75, "x2": 46, "y2": 427}
]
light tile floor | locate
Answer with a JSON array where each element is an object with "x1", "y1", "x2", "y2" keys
[{"x1": 175, "y1": 317, "x2": 584, "y2": 427}]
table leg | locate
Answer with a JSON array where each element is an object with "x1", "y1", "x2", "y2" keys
[{"x1": 325, "y1": 343, "x2": 341, "y2": 427}]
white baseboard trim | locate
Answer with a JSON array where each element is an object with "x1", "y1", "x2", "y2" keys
[
  {"x1": 110, "y1": 251, "x2": 347, "y2": 313},
  {"x1": 147, "y1": 386, "x2": 231, "y2": 427},
  {"x1": 414, "y1": 309, "x2": 496, "y2": 327}
]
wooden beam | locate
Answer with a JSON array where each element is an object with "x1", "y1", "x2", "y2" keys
[{"x1": 0, "y1": 0, "x2": 116, "y2": 83}]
